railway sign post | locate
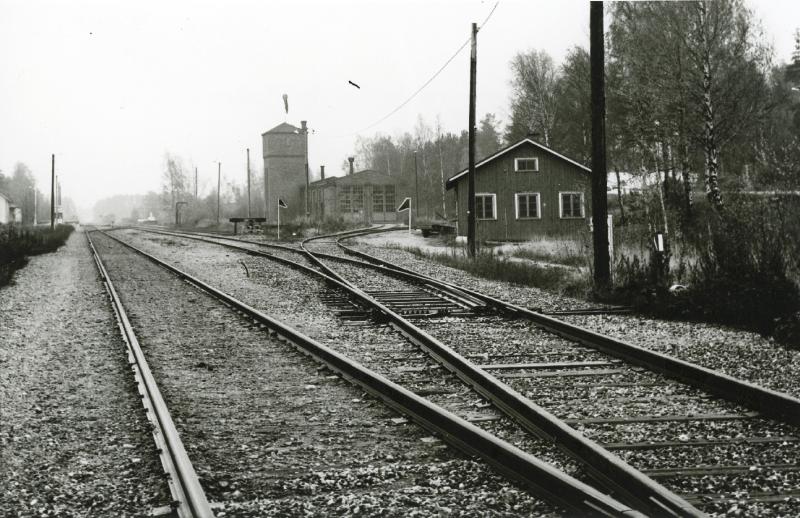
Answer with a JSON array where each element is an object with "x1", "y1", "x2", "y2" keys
[
  {"x1": 397, "y1": 197, "x2": 411, "y2": 234},
  {"x1": 277, "y1": 198, "x2": 288, "y2": 240}
]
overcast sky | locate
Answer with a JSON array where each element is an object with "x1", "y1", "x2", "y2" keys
[{"x1": 1, "y1": 0, "x2": 798, "y2": 216}]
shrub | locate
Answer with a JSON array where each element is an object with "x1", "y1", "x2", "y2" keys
[
  {"x1": 686, "y1": 204, "x2": 799, "y2": 337},
  {"x1": 610, "y1": 199, "x2": 800, "y2": 346},
  {"x1": 0, "y1": 224, "x2": 75, "y2": 286}
]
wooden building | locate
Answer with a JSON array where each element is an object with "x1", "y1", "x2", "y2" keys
[
  {"x1": 309, "y1": 168, "x2": 407, "y2": 225},
  {"x1": 0, "y1": 192, "x2": 21, "y2": 224},
  {"x1": 445, "y1": 138, "x2": 591, "y2": 241}
]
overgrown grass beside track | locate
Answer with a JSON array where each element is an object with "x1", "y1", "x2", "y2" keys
[
  {"x1": 0, "y1": 224, "x2": 75, "y2": 286},
  {"x1": 400, "y1": 246, "x2": 590, "y2": 297},
  {"x1": 610, "y1": 197, "x2": 800, "y2": 347}
]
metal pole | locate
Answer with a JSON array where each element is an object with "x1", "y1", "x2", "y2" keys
[
  {"x1": 467, "y1": 23, "x2": 477, "y2": 258},
  {"x1": 50, "y1": 154, "x2": 55, "y2": 230},
  {"x1": 277, "y1": 199, "x2": 280, "y2": 240},
  {"x1": 195, "y1": 167, "x2": 198, "y2": 199},
  {"x1": 246, "y1": 148, "x2": 251, "y2": 218},
  {"x1": 33, "y1": 189, "x2": 37, "y2": 226},
  {"x1": 414, "y1": 151, "x2": 419, "y2": 227},
  {"x1": 408, "y1": 203, "x2": 411, "y2": 235},
  {"x1": 217, "y1": 162, "x2": 221, "y2": 226}
]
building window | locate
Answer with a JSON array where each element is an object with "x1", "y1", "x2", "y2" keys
[
  {"x1": 385, "y1": 185, "x2": 395, "y2": 210},
  {"x1": 514, "y1": 157, "x2": 539, "y2": 172},
  {"x1": 559, "y1": 192, "x2": 584, "y2": 218},
  {"x1": 372, "y1": 186, "x2": 385, "y2": 213},
  {"x1": 475, "y1": 194, "x2": 496, "y2": 220},
  {"x1": 515, "y1": 193, "x2": 540, "y2": 219},
  {"x1": 338, "y1": 186, "x2": 352, "y2": 212},
  {"x1": 351, "y1": 185, "x2": 364, "y2": 212}
]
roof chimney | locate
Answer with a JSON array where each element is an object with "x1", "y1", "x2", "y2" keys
[
  {"x1": 301, "y1": 120, "x2": 307, "y2": 132},
  {"x1": 348, "y1": 157, "x2": 354, "y2": 175},
  {"x1": 320, "y1": 165, "x2": 325, "y2": 180}
]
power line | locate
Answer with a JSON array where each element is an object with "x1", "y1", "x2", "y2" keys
[{"x1": 331, "y1": 1, "x2": 500, "y2": 138}]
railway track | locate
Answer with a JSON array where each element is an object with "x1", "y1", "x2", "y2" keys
[
  {"x1": 130, "y1": 225, "x2": 800, "y2": 515},
  {"x1": 116, "y1": 226, "x2": 698, "y2": 516},
  {"x1": 328, "y1": 229, "x2": 800, "y2": 515},
  {"x1": 87, "y1": 231, "x2": 213, "y2": 517},
  {"x1": 94, "y1": 228, "x2": 640, "y2": 517}
]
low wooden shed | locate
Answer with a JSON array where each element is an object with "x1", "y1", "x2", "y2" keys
[{"x1": 445, "y1": 138, "x2": 591, "y2": 241}]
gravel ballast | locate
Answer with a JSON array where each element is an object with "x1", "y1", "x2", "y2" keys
[
  {"x1": 96, "y1": 231, "x2": 562, "y2": 516},
  {"x1": 0, "y1": 229, "x2": 169, "y2": 517},
  {"x1": 112, "y1": 229, "x2": 582, "y2": 474},
  {"x1": 350, "y1": 232, "x2": 800, "y2": 397}
]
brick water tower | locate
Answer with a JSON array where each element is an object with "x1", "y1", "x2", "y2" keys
[{"x1": 262, "y1": 120, "x2": 309, "y2": 223}]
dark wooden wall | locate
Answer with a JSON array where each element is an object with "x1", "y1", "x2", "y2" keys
[{"x1": 452, "y1": 142, "x2": 592, "y2": 241}]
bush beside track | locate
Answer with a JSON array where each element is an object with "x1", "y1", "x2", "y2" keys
[{"x1": 0, "y1": 224, "x2": 75, "y2": 287}]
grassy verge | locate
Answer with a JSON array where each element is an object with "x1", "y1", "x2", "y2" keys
[
  {"x1": 0, "y1": 224, "x2": 75, "y2": 287},
  {"x1": 400, "y1": 246, "x2": 589, "y2": 297},
  {"x1": 607, "y1": 198, "x2": 800, "y2": 348}
]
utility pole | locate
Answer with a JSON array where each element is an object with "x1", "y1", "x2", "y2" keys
[
  {"x1": 246, "y1": 148, "x2": 251, "y2": 218},
  {"x1": 591, "y1": 1, "x2": 611, "y2": 289},
  {"x1": 413, "y1": 151, "x2": 419, "y2": 227},
  {"x1": 467, "y1": 22, "x2": 478, "y2": 258},
  {"x1": 50, "y1": 154, "x2": 55, "y2": 230},
  {"x1": 264, "y1": 169, "x2": 269, "y2": 221},
  {"x1": 302, "y1": 120, "x2": 310, "y2": 218},
  {"x1": 217, "y1": 162, "x2": 221, "y2": 226},
  {"x1": 195, "y1": 167, "x2": 198, "y2": 199}
]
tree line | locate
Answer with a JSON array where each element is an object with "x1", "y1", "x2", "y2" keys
[
  {"x1": 0, "y1": 163, "x2": 77, "y2": 224},
  {"x1": 353, "y1": 0, "x2": 800, "y2": 227}
]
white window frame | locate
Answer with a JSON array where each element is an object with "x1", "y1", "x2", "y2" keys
[
  {"x1": 515, "y1": 192, "x2": 541, "y2": 220},
  {"x1": 475, "y1": 193, "x2": 497, "y2": 221},
  {"x1": 559, "y1": 191, "x2": 585, "y2": 219},
  {"x1": 514, "y1": 157, "x2": 539, "y2": 172}
]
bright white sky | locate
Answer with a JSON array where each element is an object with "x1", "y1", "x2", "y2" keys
[{"x1": 1, "y1": 0, "x2": 797, "y2": 217}]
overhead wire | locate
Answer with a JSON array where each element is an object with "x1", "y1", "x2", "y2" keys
[{"x1": 328, "y1": 1, "x2": 500, "y2": 139}]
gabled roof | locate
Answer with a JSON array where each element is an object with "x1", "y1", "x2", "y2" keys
[
  {"x1": 445, "y1": 138, "x2": 591, "y2": 190},
  {"x1": 262, "y1": 122, "x2": 300, "y2": 135},
  {"x1": 0, "y1": 191, "x2": 14, "y2": 203}
]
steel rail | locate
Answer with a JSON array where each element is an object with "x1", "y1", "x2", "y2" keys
[
  {"x1": 299, "y1": 232, "x2": 702, "y2": 517},
  {"x1": 140, "y1": 226, "x2": 480, "y2": 305},
  {"x1": 93, "y1": 229, "x2": 640, "y2": 518},
  {"x1": 86, "y1": 230, "x2": 214, "y2": 518},
  {"x1": 126, "y1": 225, "x2": 703, "y2": 516},
  {"x1": 335, "y1": 233, "x2": 800, "y2": 427}
]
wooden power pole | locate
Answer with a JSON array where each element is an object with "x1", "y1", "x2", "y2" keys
[
  {"x1": 50, "y1": 154, "x2": 55, "y2": 230},
  {"x1": 591, "y1": 1, "x2": 611, "y2": 289},
  {"x1": 217, "y1": 162, "x2": 221, "y2": 226},
  {"x1": 195, "y1": 167, "x2": 198, "y2": 199},
  {"x1": 467, "y1": 22, "x2": 478, "y2": 258},
  {"x1": 246, "y1": 148, "x2": 251, "y2": 218}
]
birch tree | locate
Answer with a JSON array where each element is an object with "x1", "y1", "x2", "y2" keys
[{"x1": 506, "y1": 50, "x2": 559, "y2": 145}]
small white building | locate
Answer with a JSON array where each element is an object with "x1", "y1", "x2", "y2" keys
[{"x1": 0, "y1": 192, "x2": 21, "y2": 224}]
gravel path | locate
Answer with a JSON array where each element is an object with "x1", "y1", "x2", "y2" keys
[
  {"x1": 350, "y1": 232, "x2": 800, "y2": 397},
  {"x1": 97, "y1": 230, "x2": 561, "y2": 516},
  {"x1": 0, "y1": 229, "x2": 169, "y2": 517}
]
